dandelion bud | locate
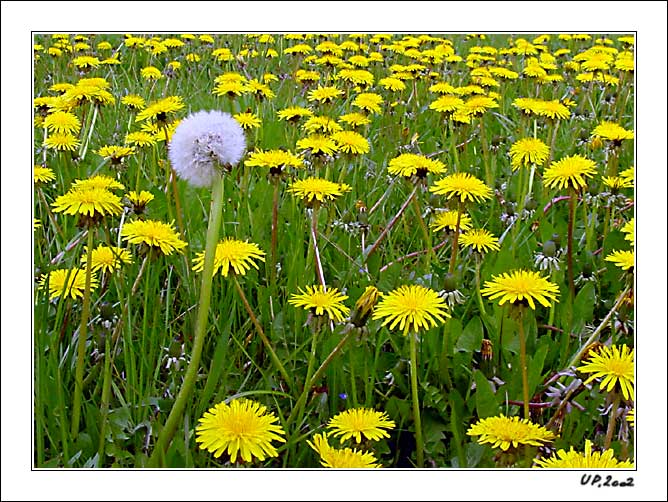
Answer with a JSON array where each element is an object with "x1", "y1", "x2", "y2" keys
[
  {"x1": 525, "y1": 197, "x2": 537, "y2": 211},
  {"x1": 443, "y1": 273, "x2": 458, "y2": 292},
  {"x1": 168, "y1": 110, "x2": 246, "y2": 188},
  {"x1": 350, "y1": 286, "x2": 381, "y2": 327},
  {"x1": 542, "y1": 240, "x2": 557, "y2": 258},
  {"x1": 551, "y1": 233, "x2": 561, "y2": 248}
]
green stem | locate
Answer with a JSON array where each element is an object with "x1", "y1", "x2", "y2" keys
[
  {"x1": 79, "y1": 104, "x2": 98, "y2": 161},
  {"x1": 71, "y1": 227, "x2": 95, "y2": 439},
  {"x1": 365, "y1": 186, "x2": 418, "y2": 262},
  {"x1": 231, "y1": 275, "x2": 293, "y2": 391},
  {"x1": 270, "y1": 176, "x2": 280, "y2": 286},
  {"x1": 97, "y1": 327, "x2": 113, "y2": 464},
  {"x1": 517, "y1": 308, "x2": 530, "y2": 420},
  {"x1": 567, "y1": 187, "x2": 577, "y2": 300},
  {"x1": 286, "y1": 325, "x2": 355, "y2": 428},
  {"x1": 310, "y1": 204, "x2": 326, "y2": 288},
  {"x1": 475, "y1": 258, "x2": 488, "y2": 317},
  {"x1": 448, "y1": 200, "x2": 463, "y2": 275},
  {"x1": 411, "y1": 195, "x2": 432, "y2": 269},
  {"x1": 409, "y1": 332, "x2": 424, "y2": 468},
  {"x1": 479, "y1": 117, "x2": 492, "y2": 187},
  {"x1": 148, "y1": 175, "x2": 225, "y2": 467}
]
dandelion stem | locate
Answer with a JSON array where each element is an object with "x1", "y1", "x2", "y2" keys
[
  {"x1": 232, "y1": 274, "x2": 293, "y2": 391},
  {"x1": 517, "y1": 307, "x2": 530, "y2": 420},
  {"x1": 148, "y1": 175, "x2": 224, "y2": 467},
  {"x1": 38, "y1": 187, "x2": 65, "y2": 240},
  {"x1": 79, "y1": 104, "x2": 99, "y2": 161},
  {"x1": 71, "y1": 227, "x2": 95, "y2": 439},
  {"x1": 479, "y1": 117, "x2": 492, "y2": 187},
  {"x1": 310, "y1": 204, "x2": 326, "y2": 288},
  {"x1": 448, "y1": 200, "x2": 463, "y2": 275},
  {"x1": 411, "y1": 194, "x2": 433, "y2": 268},
  {"x1": 409, "y1": 332, "x2": 425, "y2": 468},
  {"x1": 604, "y1": 393, "x2": 621, "y2": 450},
  {"x1": 475, "y1": 258, "x2": 488, "y2": 317},
  {"x1": 270, "y1": 176, "x2": 280, "y2": 286},
  {"x1": 365, "y1": 186, "x2": 418, "y2": 261},
  {"x1": 566, "y1": 186, "x2": 577, "y2": 300}
]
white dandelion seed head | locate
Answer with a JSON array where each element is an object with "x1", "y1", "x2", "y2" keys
[{"x1": 168, "y1": 110, "x2": 246, "y2": 187}]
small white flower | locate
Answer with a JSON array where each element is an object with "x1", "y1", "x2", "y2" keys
[{"x1": 168, "y1": 110, "x2": 246, "y2": 187}]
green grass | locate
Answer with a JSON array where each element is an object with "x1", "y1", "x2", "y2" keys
[{"x1": 33, "y1": 32, "x2": 634, "y2": 468}]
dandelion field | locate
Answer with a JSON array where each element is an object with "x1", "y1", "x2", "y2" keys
[{"x1": 32, "y1": 32, "x2": 637, "y2": 470}]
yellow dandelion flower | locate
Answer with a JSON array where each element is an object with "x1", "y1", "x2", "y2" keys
[
  {"x1": 543, "y1": 155, "x2": 597, "y2": 191},
  {"x1": 387, "y1": 153, "x2": 446, "y2": 178},
  {"x1": 44, "y1": 111, "x2": 81, "y2": 134},
  {"x1": 578, "y1": 344, "x2": 634, "y2": 401},
  {"x1": 605, "y1": 250, "x2": 634, "y2": 271},
  {"x1": 621, "y1": 218, "x2": 634, "y2": 247},
  {"x1": 39, "y1": 267, "x2": 98, "y2": 301},
  {"x1": 44, "y1": 132, "x2": 80, "y2": 151},
  {"x1": 307, "y1": 85, "x2": 344, "y2": 104},
  {"x1": 72, "y1": 174, "x2": 124, "y2": 192},
  {"x1": 509, "y1": 138, "x2": 550, "y2": 170},
  {"x1": 52, "y1": 188, "x2": 123, "y2": 218},
  {"x1": 120, "y1": 219, "x2": 187, "y2": 255},
  {"x1": 591, "y1": 121, "x2": 634, "y2": 143},
  {"x1": 296, "y1": 135, "x2": 339, "y2": 157},
  {"x1": 125, "y1": 131, "x2": 156, "y2": 148},
  {"x1": 121, "y1": 94, "x2": 146, "y2": 110},
  {"x1": 277, "y1": 106, "x2": 313, "y2": 123},
  {"x1": 330, "y1": 130, "x2": 370, "y2": 154},
  {"x1": 602, "y1": 176, "x2": 633, "y2": 190},
  {"x1": 459, "y1": 228, "x2": 500, "y2": 253},
  {"x1": 429, "y1": 95, "x2": 465, "y2": 114},
  {"x1": 352, "y1": 92, "x2": 384, "y2": 114},
  {"x1": 233, "y1": 112, "x2": 262, "y2": 130},
  {"x1": 481, "y1": 269, "x2": 559, "y2": 309},
  {"x1": 288, "y1": 177, "x2": 351, "y2": 204},
  {"x1": 430, "y1": 172, "x2": 493, "y2": 203},
  {"x1": 34, "y1": 165, "x2": 56, "y2": 184},
  {"x1": 125, "y1": 190, "x2": 154, "y2": 213},
  {"x1": 372, "y1": 284, "x2": 450, "y2": 335},
  {"x1": 135, "y1": 96, "x2": 185, "y2": 124},
  {"x1": 462, "y1": 95, "x2": 499, "y2": 116},
  {"x1": 308, "y1": 433, "x2": 381, "y2": 468},
  {"x1": 140, "y1": 66, "x2": 163, "y2": 80},
  {"x1": 467, "y1": 415, "x2": 556, "y2": 451},
  {"x1": 302, "y1": 116, "x2": 343, "y2": 135},
  {"x1": 245, "y1": 149, "x2": 304, "y2": 174},
  {"x1": 327, "y1": 408, "x2": 395, "y2": 443},
  {"x1": 289, "y1": 285, "x2": 350, "y2": 322},
  {"x1": 430, "y1": 210, "x2": 473, "y2": 233},
  {"x1": 339, "y1": 112, "x2": 371, "y2": 128},
  {"x1": 96, "y1": 145, "x2": 136, "y2": 163},
  {"x1": 195, "y1": 399, "x2": 286, "y2": 463},
  {"x1": 81, "y1": 245, "x2": 133, "y2": 274},
  {"x1": 192, "y1": 238, "x2": 265, "y2": 278},
  {"x1": 534, "y1": 439, "x2": 633, "y2": 468}
]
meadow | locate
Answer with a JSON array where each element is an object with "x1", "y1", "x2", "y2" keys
[{"x1": 33, "y1": 32, "x2": 635, "y2": 469}]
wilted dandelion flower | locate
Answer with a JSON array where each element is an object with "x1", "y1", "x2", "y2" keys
[
  {"x1": 44, "y1": 132, "x2": 80, "y2": 151},
  {"x1": 509, "y1": 138, "x2": 550, "y2": 170},
  {"x1": 81, "y1": 245, "x2": 133, "y2": 274},
  {"x1": 289, "y1": 285, "x2": 350, "y2": 322},
  {"x1": 543, "y1": 155, "x2": 597, "y2": 190},
  {"x1": 459, "y1": 228, "x2": 500, "y2": 253},
  {"x1": 350, "y1": 285, "x2": 382, "y2": 328},
  {"x1": 308, "y1": 433, "x2": 381, "y2": 468},
  {"x1": 195, "y1": 399, "x2": 286, "y2": 463},
  {"x1": 330, "y1": 130, "x2": 370, "y2": 154},
  {"x1": 534, "y1": 440, "x2": 633, "y2": 468},
  {"x1": 327, "y1": 408, "x2": 395, "y2": 443},
  {"x1": 168, "y1": 110, "x2": 246, "y2": 187},
  {"x1": 40, "y1": 267, "x2": 98, "y2": 301},
  {"x1": 467, "y1": 415, "x2": 556, "y2": 451},
  {"x1": 481, "y1": 269, "x2": 559, "y2": 309},
  {"x1": 372, "y1": 284, "x2": 450, "y2": 335},
  {"x1": 34, "y1": 165, "x2": 56, "y2": 184},
  {"x1": 430, "y1": 172, "x2": 493, "y2": 203},
  {"x1": 192, "y1": 238, "x2": 265, "y2": 277},
  {"x1": 44, "y1": 111, "x2": 81, "y2": 134},
  {"x1": 121, "y1": 219, "x2": 187, "y2": 255},
  {"x1": 430, "y1": 210, "x2": 473, "y2": 233},
  {"x1": 288, "y1": 177, "x2": 351, "y2": 204},
  {"x1": 578, "y1": 344, "x2": 634, "y2": 401}
]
